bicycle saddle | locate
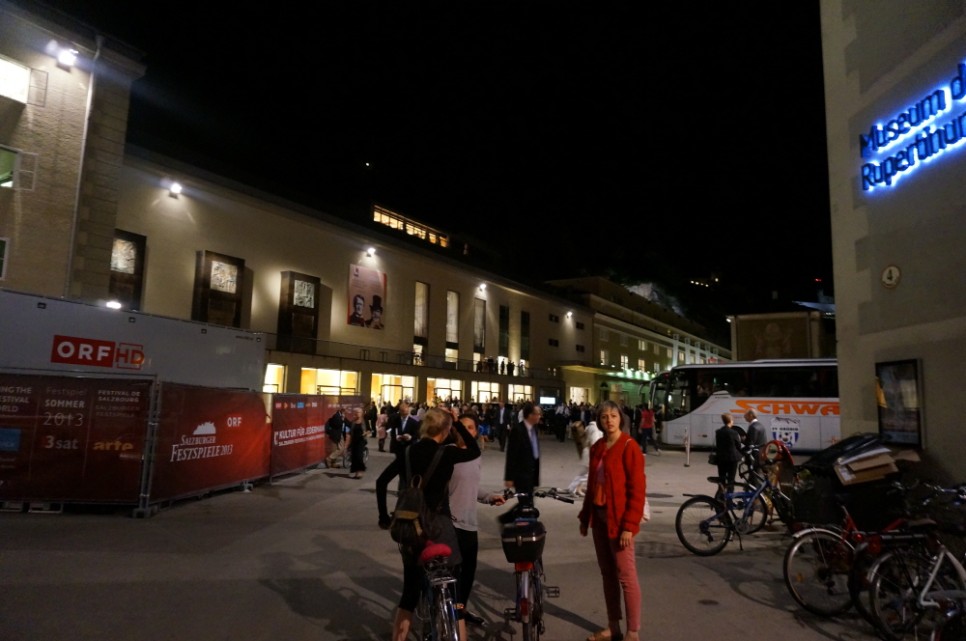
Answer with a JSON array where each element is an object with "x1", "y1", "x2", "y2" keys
[{"x1": 419, "y1": 541, "x2": 452, "y2": 565}]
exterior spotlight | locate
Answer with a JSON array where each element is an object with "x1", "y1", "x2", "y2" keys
[
  {"x1": 478, "y1": 283, "x2": 486, "y2": 291},
  {"x1": 57, "y1": 48, "x2": 78, "y2": 68},
  {"x1": 566, "y1": 311, "x2": 573, "y2": 319},
  {"x1": 105, "y1": 300, "x2": 122, "y2": 310},
  {"x1": 366, "y1": 247, "x2": 375, "y2": 257},
  {"x1": 169, "y1": 181, "x2": 182, "y2": 197}
]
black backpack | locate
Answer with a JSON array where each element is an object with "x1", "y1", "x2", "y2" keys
[{"x1": 389, "y1": 446, "x2": 445, "y2": 555}]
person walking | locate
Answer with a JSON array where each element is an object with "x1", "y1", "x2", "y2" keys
[
  {"x1": 375, "y1": 408, "x2": 481, "y2": 641},
  {"x1": 375, "y1": 405, "x2": 389, "y2": 452},
  {"x1": 566, "y1": 419, "x2": 603, "y2": 496},
  {"x1": 324, "y1": 407, "x2": 347, "y2": 469},
  {"x1": 578, "y1": 400, "x2": 645, "y2": 641},
  {"x1": 364, "y1": 400, "x2": 378, "y2": 437},
  {"x1": 638, "y1": 403, "x2": 660, "y2": 455},
  {"x1": 715, "y1": 412, "x2": 743, "y2": 493},
  {"x1": 449, "y1": 412, "x2": 505, "y2": 628},
  {"x1": 347, "y1": 407, "x2": 367, "y2": 479},
  {"x1": 494, "y1": 400, "x2": 512, "y2": 452}
]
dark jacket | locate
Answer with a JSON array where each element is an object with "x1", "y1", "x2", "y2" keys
[
  {"x1": 715, "y1": 425, "x2": 743, "y2": 463},
  {"x1": 388, "y1": 413, "x2": 420, "y2": 455},
  {"x1": 504, "y1": 420, "x2": 540, "y2": 494},
  {"x1": 746, "y1": 419, "x2": 767, "y2": 447},
  {"x1": 325, "y1": 410, "x2": 345, "y2": 443},
  {"x1": 375, "y1": 420, "x2": 481, "y2": 523}
]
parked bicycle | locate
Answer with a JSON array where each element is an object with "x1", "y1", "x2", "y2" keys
[
  {"x1": 675, "y1": 459, "x2": 795, "y2": 556},
  {"x1": 860, "y1": 483, "x2": 966, "y2": 641},
  {"x1": 413, "y1": 540, "x2": 460, "y2": 641},
  {"x1": 782, "y1": 482, "x2": 909, "y2": 623},
  {"x1": 783, "y1": 478, "x2": 966, "y2": 640},
  {"x1": 783, "y1": 498, "x2": 911, "y2": 619},
  {"x1": 500, "y1": 488, "x2": 574, "y2": 641}
]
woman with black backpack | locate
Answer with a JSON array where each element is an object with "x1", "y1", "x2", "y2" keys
[{"x1": 375, "y1": 407, "x2": 481, "y2": 641}]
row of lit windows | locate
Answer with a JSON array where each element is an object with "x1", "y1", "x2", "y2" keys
[
  {"x1": 373, "y1": 205, "x2": 449, "y2": 248},
  {"x1": 265, "y1": 364, "x2": 534, "y2": 406}
]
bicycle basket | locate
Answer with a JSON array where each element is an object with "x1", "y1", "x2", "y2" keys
[{"x1": 501, "y1": 518, "x2": 546, "y2": 563}]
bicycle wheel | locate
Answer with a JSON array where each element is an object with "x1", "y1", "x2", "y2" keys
[
  {"x1": 529, "y1": 561, "x2": 545, "y2": 641},
  {"x1": 518, "y1": 566, "x2": 540, "y2": 641},
  {"x1": 737, "y1": 493, "x2": 769, "y2": 535},
  {"x1": 434, "y1": 585, "x2": 459, "y2": 641},
  {"x1": 675, "y1": 495, "x2": 732, "y2": 556},
  {"x1": 848, "y1": 543, "x2": 880, "y2": 628},
  {"x1": 869, "y1": 548, "x2": 964, "y2": 641},
  {"x1": 769, "y1": 487, "x2": 797, "y2": 530},
  {"x1": 414, "y1": 589, "x2": 431, "y2": 640},
  {"x1": 783, "y1": 528, "x2": 855, "y2": 616}
]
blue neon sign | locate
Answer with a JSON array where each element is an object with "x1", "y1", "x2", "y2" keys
[{"x1": 860, "y1": 62, "x2": 966, "y2": 191}]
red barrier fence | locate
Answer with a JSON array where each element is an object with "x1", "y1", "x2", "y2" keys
[
  {"x1": 0, "y1": 372, "x2": 356, "y2": 515},
  {"x1": 0, "y1": 373, "x2": 152, "y2": 503}
]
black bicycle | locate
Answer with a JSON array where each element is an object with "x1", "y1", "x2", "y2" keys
[
  {"x1": 413, "y1": 541, "x2": 460, "y2": 641},
  {"x1": 500, "y1": 488, "x2": 574, "y2": 641}
]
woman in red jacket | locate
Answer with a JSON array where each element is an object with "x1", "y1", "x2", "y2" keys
[{"x1": 578, "y1": 400, "x2": 645, "y2": 641}]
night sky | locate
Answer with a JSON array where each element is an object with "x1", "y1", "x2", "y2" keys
[{"x1": 35, "y1": 1, "x2": 831, "y2": 314}]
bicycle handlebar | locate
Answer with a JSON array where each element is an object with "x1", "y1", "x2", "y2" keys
[{"x1": 502, "y1": 487, "x2": 576, "y2": 504}]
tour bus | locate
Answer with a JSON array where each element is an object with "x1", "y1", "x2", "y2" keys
[{"x1": 648, "y1": 359, "x2": 839, "y2": 453}]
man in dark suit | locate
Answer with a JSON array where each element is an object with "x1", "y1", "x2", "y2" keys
[
  {"x1": 376, "y1": 399, "x2": 419, "y2": 498},
  {"x1": 501, "y1": 402, "x2": 542, "y2": 522},
  {"x1": 744, "y1": 409, "x2": 767, "y2": 448},
  {"x1": 388, "y1": 399, "x2": 420, "y2": 458}
]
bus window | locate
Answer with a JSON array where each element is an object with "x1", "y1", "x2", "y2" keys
[
  {"x1": 668, "y1": 371, "x2": 691, "y2": 418},
  {"x1": 709, "y1": 369, "x2": 749, "y2": 396}
]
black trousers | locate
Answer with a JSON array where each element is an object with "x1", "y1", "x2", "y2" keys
[{"x1": 455, "y1": 527, "x2": 479, "y2": 607}]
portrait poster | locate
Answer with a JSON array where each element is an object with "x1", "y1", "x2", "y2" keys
[
  {"x1": 875, "y1": 359, "x2": 923, "y2": 447},
  {"x1": 347, "y1": 264, "x2": 386, "y2": 329}
]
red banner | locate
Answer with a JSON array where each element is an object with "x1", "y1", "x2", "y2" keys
[
  {"x1": 269, "y1": 394, "x2": 327, "y2": 475},
  {"x1": 149, "y1": 384, "x2": 270, "y2": 502},
  {"x1": 0, "y1": 374, "x2": 151, "y2": 502}
]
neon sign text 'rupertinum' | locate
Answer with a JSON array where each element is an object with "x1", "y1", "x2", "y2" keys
[{"x1": 860, "y1": 62, "x2": 966, "y2": 191}]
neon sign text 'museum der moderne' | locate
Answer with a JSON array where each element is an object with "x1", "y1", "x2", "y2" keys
[{"x1": 860, "y1": 59, "x2": 966, "y2": 191}]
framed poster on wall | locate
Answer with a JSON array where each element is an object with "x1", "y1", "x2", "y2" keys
[
  {"x1": 277, "y1": 271, "x2": 320, "y2": 354},
  {"x1": 192, "y1": 250, "x2": 245, "y2": 327},
  {"x1": 347, "y1": 264, "x2": 386, "y2": 329},
  {"x1": 875, "y1": 359, "x2": 923, "y2": 448}
]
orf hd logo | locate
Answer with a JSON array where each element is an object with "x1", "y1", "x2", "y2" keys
[{"x1": 50, "y1": 335, "x2": 145, "y2": 370}]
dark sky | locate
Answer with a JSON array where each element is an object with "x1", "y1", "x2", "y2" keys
[{"x1": 38, "y1": 1, "x2": 831, "y2": 311}]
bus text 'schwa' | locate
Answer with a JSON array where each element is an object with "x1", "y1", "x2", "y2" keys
[{"x1": 733, "y1": 399, "x2": 840, "y2": 416}]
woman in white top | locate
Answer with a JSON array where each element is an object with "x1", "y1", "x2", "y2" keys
[
  {"x1": 567, "y1": 420, "x2": 603, "y2": 496},
  {"x1": 449, "y1": 412, "x2": 505, "y2": 628}
]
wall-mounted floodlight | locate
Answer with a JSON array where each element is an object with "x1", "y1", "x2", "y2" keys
[
  {"x1": 105, "y1": 300, "x2": 121, "y2": 310},
  {"x1": 366, "y1": 247, "x2": 376, "y2": 257},
  {"x1": 478, "y1": 283, "x2": 486, "y2": 292},
  {"x1": 57, "y1": 47, "x2": 78, "y2": 68},
  {"x1": 169, "y1": 181, "x2": 183, "y2": 197},
  {"x1": 566, "y1": 311, "x2": 573, "y2": 319}
]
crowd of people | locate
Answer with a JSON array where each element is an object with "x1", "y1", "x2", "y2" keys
[
  {"x1": 359, "y1": 396, "x2": 648, "y2": 641},
  {"x1": 316, "y1": 395, "x2": 783, "y2": 640}
]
